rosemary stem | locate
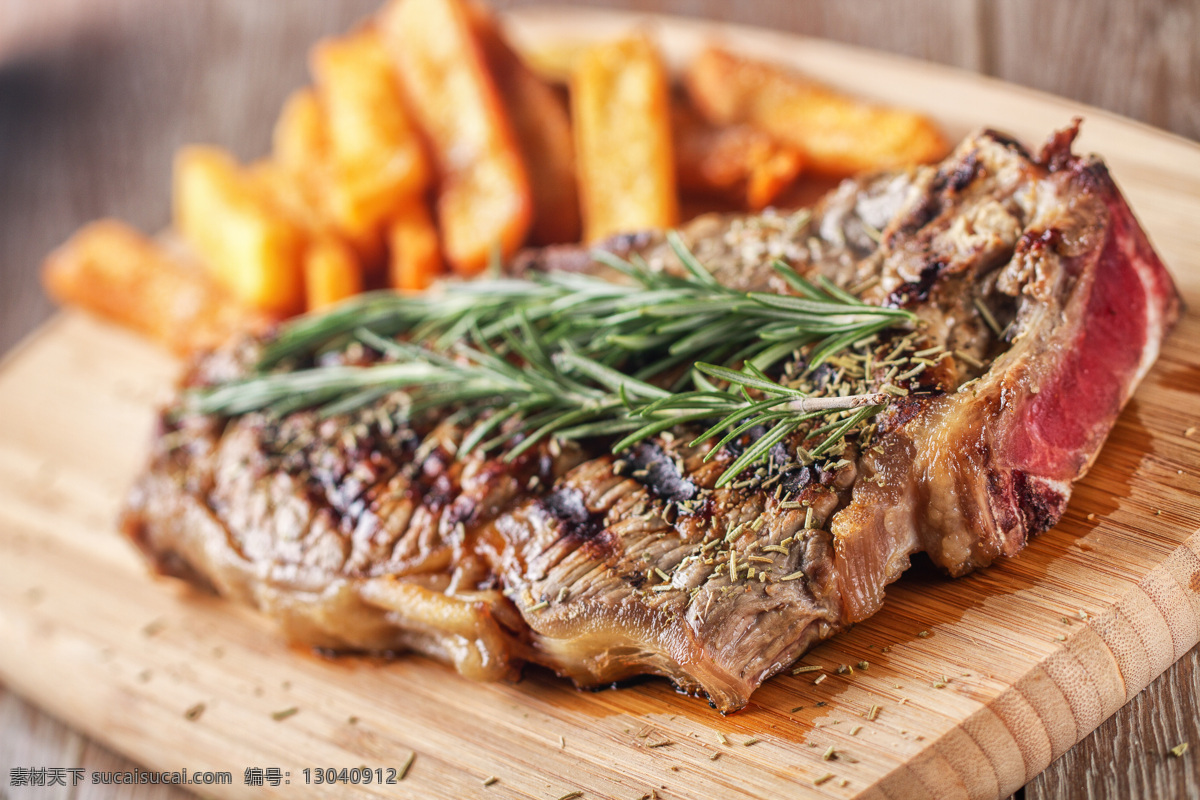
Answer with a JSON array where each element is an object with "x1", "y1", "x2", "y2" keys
[{"x1": 783, "y1": 393, "x2": 890, "y2": 413}]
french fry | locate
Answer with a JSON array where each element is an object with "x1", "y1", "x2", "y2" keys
[
  {"x1": 250, "y1": 160, "x2": 326, "y2": 236},
  {"x1": 42, "y1": 220, "x2": 269, "y2": 356},
  {"x1": 312, "y1": 29, "x2": 430, "y2": 251},
  {"x1": 251, "y1": 158, "x2": 386, "y2": 272},
  {"x1": 468, "y1": 4, "x2": 580, "y2": 244},
  {"x1": 173, "y1": 145, "x2": 306, "y2": 315},
  {"x1": 266, "y1": 87, "x2": 387, "y2": 276},
  {"x1": 387, "y1": 200, "x2": 444, "y2": 291},
  {"x1": 685, "y1": 46, "x2": 948, "y2": 176},
  {"x1": 268, "y1": 91, "x2": 354, "y2": 251},
  {"x1": 572, "y1": 36, "x2": 678, "y2": 242},
  {"x1": 381, "y1": 0, "x2": 531, "y2": 275},
  {"x1": 517, "y1": 41, "x2": 581, "y2": 85},
  {"x1": 273, "y1": 87, "x2": 328, "y2": 174},
  {"x1": 304, "y1": 236, "x2": 363, "y2": 310},
  {"x1": 672, "y1": 101, "x2": 804, "y2": 210},
  {"x1": 270, "y1": 90, "x2": 336, "y2": 239}
]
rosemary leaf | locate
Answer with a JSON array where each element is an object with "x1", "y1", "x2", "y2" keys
[
  {"x1": 693, "y1": 363, "x2": 807, "y2": 397},
  {"x1": 185, "y1": 231, "x2": 921, "y2": 485}
]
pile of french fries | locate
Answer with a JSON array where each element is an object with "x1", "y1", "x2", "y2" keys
[{"x1": 42, "y1": 0, "x2": 947, "y2": 357}]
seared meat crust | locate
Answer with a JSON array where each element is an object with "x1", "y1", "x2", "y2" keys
[{"x1": 122, "y1": 127, "x2": 1180, "y2": 711}]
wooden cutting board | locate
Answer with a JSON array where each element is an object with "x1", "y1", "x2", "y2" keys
[{"x1": 2, "y1": 8, "x2": 1199, "y2": 800}]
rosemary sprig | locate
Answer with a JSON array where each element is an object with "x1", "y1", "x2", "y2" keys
[
  {"x1": 614, "y1": 363, "x2": 888, "y2": 487},
  {"x1": 256, "y1": 233, "x2": 911, "y2": 377},
  {"x1": 186, "y1": 234, "x2": 918, "y2": 485}
]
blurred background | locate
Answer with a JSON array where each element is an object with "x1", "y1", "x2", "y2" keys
[{"x1": 1, "y1": 0, "x2": 1197, "y2": 356}]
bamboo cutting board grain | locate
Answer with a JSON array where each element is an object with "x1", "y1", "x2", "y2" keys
[{"x1": 2, "y1": 8, "x2": 1200, "y2": 799}]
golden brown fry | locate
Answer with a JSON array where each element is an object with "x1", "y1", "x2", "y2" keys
[
  {"x1": 469, "y1": 4, "x2": 580, "y2": 244},
  {"x1": 268, "y1": 92, "x2": 347, "y2": 247},
  {"x1": 672, "y1": 101, "x2": 804, "y2": 210},
  {"x1": 387, "y1": 200, "x2": 444, "y2": 292},
  {"x1": 304, "y1": 236, "x2": 363, "y2": 310},
  {"x1": 273, "y1": 88, "x2": 328, "y2": 174},
  {"x1": 42, "y1": 220, "x2": 270, "y2": 356},
  {"x1": 685, "y1": 46, "x2": 948, "y2": 176},
  {"x1": 572, "y1": 36, "x2": 678, "y2": 242},
  {"x1": 173, "y1": 146, "x2": 306, "y2": 315},
  {"x1": 516, "y1": 41, "x2": 581, "y2": 85},
  {"x1": 381, "y1": 0, "x2": 531, "y2": 275},
  {"x1": 250, "y1": 159, "x2": 385, "y2": 272},
  {"x1": 312, "y1": 29, "x2": 431, "y2": 249},
  {"x1": 249, "y1": 160, "x2": 326, "y2": 237}
]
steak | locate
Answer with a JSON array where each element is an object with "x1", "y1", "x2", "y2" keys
[{"x1": 121, "y1": 125, "x2": 1180, "y2": 712}]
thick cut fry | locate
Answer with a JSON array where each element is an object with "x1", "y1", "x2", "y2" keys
[
  {"x1": 312, "y1": 29, "x2": 430, "y2": 250},
  {"x1": 517, "y1": 41, "x2": 581, "y2": 85},
  {"x1": 304, "y1": 236, "x2": 363, "y2": 310},
  {"x1": 469, "y1": 5, "x2": 580, "y2": 244},
  {"x1": 251, "y1": 158, "x2": 386, "y2": 272},
  {"x1": 685, "y1": 47, "x2": 948, "y2": 176},
  {"x1": 250, "y1": 160, "x2": 326, "y2": 236},
  {"x1": 268, "y1": 92, "x2": 347, "y2": 247},
  {"x1": 174, "y1": 146, "x2": 306, "y2": 315},
  {"x1": 381, "y1": 0, "x2": 531, "y2": 274},
  {"x1": 273, "y1": 88, "x2": 328, "y2": 174},
  {"x1": 572, "y1": 36, "x2": 678, "y2": 242},
  {"x1": 387, "y1": 200, "x2": 444, "y2": 291},
  {"x1": 42, "y1": 220, "x2": 269, "y2": 356},
  {"x1": 672, "y1": 101, "x2": 804, "y2": 210}
]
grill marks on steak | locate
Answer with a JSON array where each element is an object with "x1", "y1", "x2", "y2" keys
[
  {"x1": 127, "y1": 395, "x2": 589, "y2": 678},
  {"x1": 493, "y1": 446, "x2": 848, "y2": 709},
  {"x1": 121, "y1": 127, "x2": 1181, "y2": 711}
]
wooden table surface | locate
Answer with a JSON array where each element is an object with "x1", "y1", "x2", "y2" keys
[{"x1": 0, "y1": 2, "x2": 1197, "y2": 798}]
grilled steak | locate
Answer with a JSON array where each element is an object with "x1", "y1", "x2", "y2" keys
[{"x1": 122, "y1": 126, "x2": 1180, "y2": 712}]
